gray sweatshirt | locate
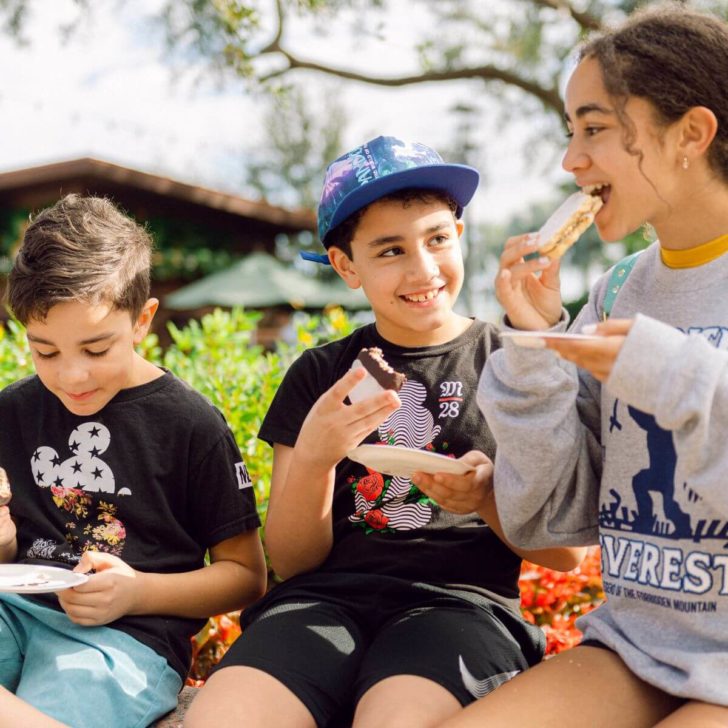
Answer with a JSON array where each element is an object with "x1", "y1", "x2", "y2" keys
[{"x1": 479, "y1": 241, "x2": 728, "y2": 704}]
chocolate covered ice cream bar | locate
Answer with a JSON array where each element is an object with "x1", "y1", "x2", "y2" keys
[{"x1": 349, "y1": 347, "x2": 406, "y2": 403}]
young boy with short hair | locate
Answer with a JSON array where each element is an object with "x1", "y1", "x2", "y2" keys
[
  {"x1": 186, "y1": 136, "x2": 586, "y2": 728},
  {"x1": 0, "y1": 194, "x2": 267, "y2": 728}
]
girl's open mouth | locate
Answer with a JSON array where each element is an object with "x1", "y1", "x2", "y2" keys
[{"x1": 583, "y1": 183, "x2": 611, "y2": 206}]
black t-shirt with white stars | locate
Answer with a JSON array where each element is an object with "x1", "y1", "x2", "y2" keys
[
  {"x1": 0, "y1": 370, "x2": 260, "y2": 679},
  {"x1": 259, "y1": 320, "x2": 523, "y2": 607}
]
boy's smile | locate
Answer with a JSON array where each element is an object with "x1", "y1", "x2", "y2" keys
[
  {"x1": 26, "y1": 299, "x2": 160, "y2": 416},
  {"x1": 330, "y1": 198, "x2": 471, "y2": 347}
]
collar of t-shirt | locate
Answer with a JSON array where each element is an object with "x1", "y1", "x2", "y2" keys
[{"x1": 660, "y1": 232, "x2": 728, "y2": 269}]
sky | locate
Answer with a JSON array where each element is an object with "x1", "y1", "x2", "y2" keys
[{"x1": 0, "y1": 0, "x2": 570, "y2": 229}]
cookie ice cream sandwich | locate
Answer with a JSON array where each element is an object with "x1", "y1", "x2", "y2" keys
[
  {"x1": 536, "y1": 191, "x2": 603, "y2": 260},
  {"x1": 349, "y1": 347, "x2": 406, "y2": 403},
  {"x1": 0, "y1": 468, "x2": 11, "y2": 506}
]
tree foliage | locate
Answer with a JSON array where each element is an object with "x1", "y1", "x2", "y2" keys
[
  {"x1": 4, "y1": 0, "x2": 727, "y2": 155},
  {"x1": 239, "y1": 83, "x2": 349, "y2": 270},
  {"x1": 244, "y1": 84, "x2": 347, "y2": 210},
  {"x1": 7, "y1": 1, "x2": 724, "y2": 124},
  {"x1": 152, "y1": 0, "x2": 728, "y2": 123}
]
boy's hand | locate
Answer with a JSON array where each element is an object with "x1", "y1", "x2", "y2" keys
[
  {"x1": 411, "y1": 451, "x2": 494, "y2": 515},
  {"x1": 58, "y1": 551, "x2": 144, "y2": 626},
  {"x1": 295, "y1": 367, "x2": 401, "y2": 472},
  {"x1": 495, "y1": 233, "x2": 563, "y2": 330},
  {"x1": 0, "y1": 506, "x2": 17, "y2": 555},
  {"x1": 0, "y1": 506, "x2": 16, "y2": 545},
  {"x1": 546, "y1": 319, "x2": 633, "y2": 382}
]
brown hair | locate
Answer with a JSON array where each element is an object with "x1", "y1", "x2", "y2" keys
[
  {"x1": 8, "y1": 194, "x2": 153, "y2": 324},
  {"x1": 325, "y1": 188, "x2": 459, "y2": 259},
  {"x1": 579, "y1": 2, "x2": 728, "y2": 182}
]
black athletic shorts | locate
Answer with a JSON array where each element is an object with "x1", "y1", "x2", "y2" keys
[{"x1": 216, "y1": 573, "x2": 545, "y2": 728}]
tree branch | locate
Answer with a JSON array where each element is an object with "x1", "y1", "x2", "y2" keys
[
  {"x1": 259, "y1": 0, "x2": 284, "y2": 54},
  {"x1": 529, "y1": 0, "x2": 602, "y2": 32},
  {"x1": 260, "y1": 50, "x2": 564, "y2": 114}
]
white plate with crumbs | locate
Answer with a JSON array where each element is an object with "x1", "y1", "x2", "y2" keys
[{"x1": 0, "y1": 564, "x2": 88, "y2": 593}]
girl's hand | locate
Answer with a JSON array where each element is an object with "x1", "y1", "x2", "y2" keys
[
  {"x1": 546, "y1": 319, "x2": 634, "y2": 381},
  {"x1": 58, "y1": 552, "x2": 143, "y2": 625},
  {"x1": 495, "y1": 233, "x2": 563, "y2": 330}
]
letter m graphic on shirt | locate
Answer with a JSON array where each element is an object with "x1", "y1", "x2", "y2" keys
[{"x1": 235, "y1": 462, "x2": 252, "y2": 490}]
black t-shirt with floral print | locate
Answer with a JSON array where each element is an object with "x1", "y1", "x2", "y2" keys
[
  {"x1": 0, "y1": 370, "x2": 261, "y2": 679},
  {"x1": 260, "y1": 320, "x2": 523, "y2": 606}
]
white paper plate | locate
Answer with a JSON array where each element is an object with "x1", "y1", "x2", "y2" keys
[
  {"x1": 347, "y1": 444, "x2": 474, "y2": 478},
  {"x1": 501, "y1": 331, "x2": 605, "y2": 349},
  {"x1": 0, "y1": 564, "x2": 89, "y2": 593}
]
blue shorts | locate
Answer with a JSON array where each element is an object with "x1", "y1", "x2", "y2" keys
[{"x1": 0, "y1": 593, "x2": 182, "y2": 728}]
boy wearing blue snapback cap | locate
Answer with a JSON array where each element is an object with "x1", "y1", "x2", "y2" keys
[{"x1": 187, "y1": 137, "x2": 584, "y2": 728}]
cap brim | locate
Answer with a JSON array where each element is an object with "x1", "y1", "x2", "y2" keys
[
  {"x1": 324, "y1": 163, "x2": 479, "y2": 246},
  {"x1": 300, "y1": 250, "x2": 332, "y2": 265}
]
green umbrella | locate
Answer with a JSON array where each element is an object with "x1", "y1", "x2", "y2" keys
[{"x1": 164, "y1": 252, "x2": 368, "y2": 310}]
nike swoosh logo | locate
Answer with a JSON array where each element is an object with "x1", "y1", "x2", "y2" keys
[{"x1": 459, "y1": 655, "x2": 520, "y2": 699}]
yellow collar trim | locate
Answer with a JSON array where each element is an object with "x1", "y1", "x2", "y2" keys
[{"x1": 660, "y1": 233, "x2": 728, "y2": 269}]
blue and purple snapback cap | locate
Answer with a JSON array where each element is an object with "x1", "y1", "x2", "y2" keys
[{"x1": 301, "y1": 135, "x2": 480, "y2": 264}]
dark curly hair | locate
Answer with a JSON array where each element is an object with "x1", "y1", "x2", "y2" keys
[{"x1": 579, "y1": 2, "x2": 728, "y2": 182}]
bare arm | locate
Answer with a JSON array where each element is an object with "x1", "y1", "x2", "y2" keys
[
  {"x1": 57, "y1": 529, "x2": 267, "y2": 625},
  {"x1": 265, "y1": 367, "x2": 400, "y2": 579},
  {"x1": 263, "y1": 443, "x2": 336, "y2": 579}
]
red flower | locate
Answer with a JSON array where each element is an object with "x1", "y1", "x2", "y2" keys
[
  {"x1": 364, "y1": 509, "x2": 389, "y2": 530},
  {"x1": 357, "y1": 470, "x2": 384, "y2": 501},
  {"x1": 519, "y1": 547, "x2": 605, "y2": 656}
]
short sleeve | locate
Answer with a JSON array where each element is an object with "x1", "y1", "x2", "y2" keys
[{"x1": 189, "y1": 412, "x2": 261, "y2": 548}]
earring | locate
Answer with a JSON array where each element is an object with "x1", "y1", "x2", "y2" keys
[{"x1": 682, "y1": 156, "x2": 689, "y2": 170}]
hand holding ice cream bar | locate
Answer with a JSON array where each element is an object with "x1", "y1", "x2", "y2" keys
[
  {"x1": 0, "y1": 468, "x2": 11, "y2": 506},
  {"x1": 348, "y1": 347, "x2": 406, "y2": 404}
]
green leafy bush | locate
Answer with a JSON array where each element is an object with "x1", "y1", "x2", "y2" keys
[{"x1": 0, "y1": 319, "x2": 35, "y2": 387}]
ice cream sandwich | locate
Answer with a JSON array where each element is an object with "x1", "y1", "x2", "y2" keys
[
  {"x1": 536, "y1": 191, "x2": 603, "y2": 260},
  {"x1": 349, "y1": 347, "x2": 406, "y2": 403}
]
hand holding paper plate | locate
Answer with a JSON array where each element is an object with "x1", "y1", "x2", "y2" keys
[{"x1": 0, "y1": 564, "x2": 89, "y2": 593}]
